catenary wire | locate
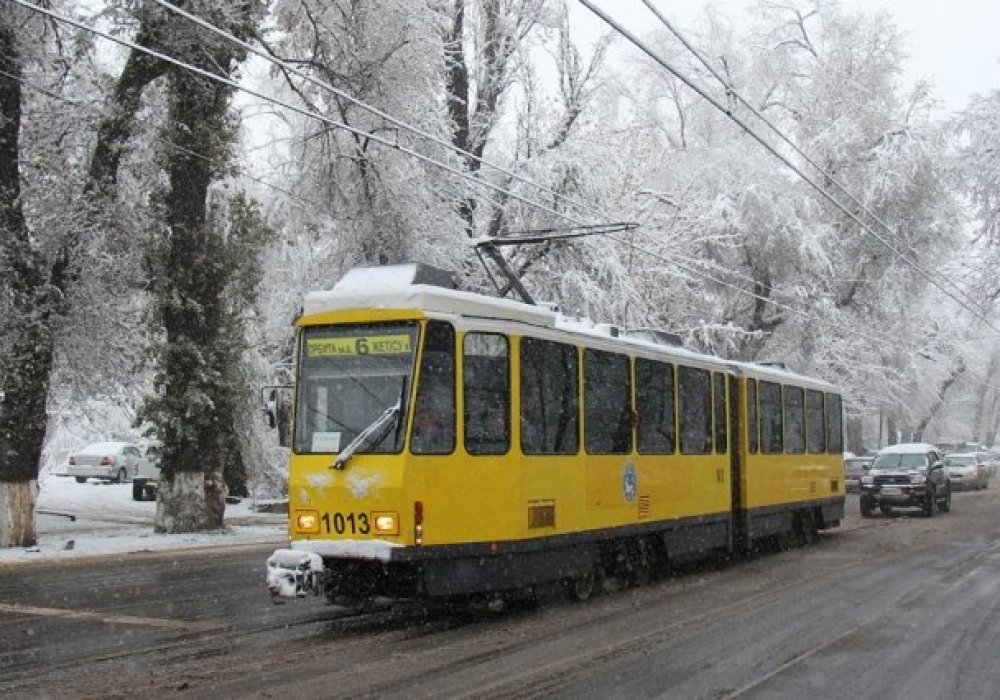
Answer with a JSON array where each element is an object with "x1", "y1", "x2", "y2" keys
[
  {"x1": 11, "y1": 0, "x2": 597, "y2": 231},
  {"x1": 146, "y1": 0, "x2": 613, "y2": 226},
  {"x1": 1, "y1": 67, "x2": 330, "y2": 212},
  {"x1": 605, "y1": 231, "x2": 917, "y2": 356},
  {"x1": 12, "y1": 0, "x2": 985, "y2": 360},
  {"x1": 640, "y1": 0, "x2": 988, "y2": 317},
  {"x1": 579, "y1": 0, "x2": 1000, "y2": 335}
]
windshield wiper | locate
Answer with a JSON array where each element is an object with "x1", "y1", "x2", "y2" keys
[
  {"x1": 331, "y1": 378, "x2": 408, "y2": 471},
  {"x1": 331, "y1": 403, "x2": 400, "y2": 470}
]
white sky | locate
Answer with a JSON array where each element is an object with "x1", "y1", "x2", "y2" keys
[{"x1": 574, "y1": 0, "x2": 1000, "y2": 113}]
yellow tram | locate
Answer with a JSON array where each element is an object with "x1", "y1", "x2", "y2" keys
[{"x1": 266, "y1": 263, "x2": 845, "y2": 605}]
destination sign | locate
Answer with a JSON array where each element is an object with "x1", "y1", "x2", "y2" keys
[{"x1": 307, "y1": 334, "x2": 411, "y2": 357}]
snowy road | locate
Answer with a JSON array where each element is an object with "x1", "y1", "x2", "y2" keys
[{"x1": 3, "y1": 490, "x2": 1000, "y2": 698}]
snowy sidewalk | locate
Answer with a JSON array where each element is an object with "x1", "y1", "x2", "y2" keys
[{"x1": 0, "y1": 472, "x2": 288, "y2": 566}]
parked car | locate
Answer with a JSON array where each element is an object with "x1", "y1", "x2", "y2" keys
[
  {"x1": 66, "y1": 441, "x2": 141, "y2": 484},
  {"x1": 982, "y1": 452, "x2": 999, "y2": 480},
  {"x1": 943, "y1": 452, "x2": 991, "y2": 491},
  {"x1": 132, "y1": 443, "x2": 162, "y2": 501},
  {"x1": 844, "y1": 455, "x2": 874, "y2": 493},
  {"x1": 859, "y1": 443, "x2": 951, "y2": 517}
]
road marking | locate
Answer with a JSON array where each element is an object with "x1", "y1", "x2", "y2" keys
[{"x1": 0, "y1": 602, "x2": 224, "y2": 631}]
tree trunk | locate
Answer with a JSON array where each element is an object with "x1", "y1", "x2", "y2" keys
[
  {"x1": 0, "y1": 17, "x2": 50, "y2": 547},
  {"x1": 151, "y1": 67, "x2": 234, "y2": 532},
  {"x1": 0, "y1": 481, "x2": 37, "y2": 546},
  {"x1": 912, "y1": 362, "x2": 966, "y2": 442},
  {"x1": 1, "y1": 5, "x2": 176, "y2": 548},
  {"x1": 846, "y1": 415, "x2": 865, "y2": 454},
  {"x1": 972, "y1": 350, "x2": 1000, "y2": 443},
  {"x1": 987, "y1": 392, "x2": 1000, "y2": 449},
  {"x1": 155, "y1": 470, "x2": 227, "y2": 533},
  {"x1": 220, "y1": 395, "x2": 249, "y2": 498}
]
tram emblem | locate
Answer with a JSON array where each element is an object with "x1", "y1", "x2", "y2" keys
[{"x1": 622, "y1": 462, "x2": 637, "y2": 503}]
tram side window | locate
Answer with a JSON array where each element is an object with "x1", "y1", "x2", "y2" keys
[
  {"x1": 826, "y1": 393, "x2": 844, "y2": 453},
  {"x1": 759, "y1": 381, "x2": 783, "y2": 454},
  {"x1": 747, "y1": 379, "x2": 759, "y2": 454},
  {"x1": 520, "y1": 338, "x2": 579, "y2": 455},
  {"x1": 679, "y1": 366, "x2": 712, "y2": 454},
  {"x1": 411, "y1": 321, "x2": 456, "y2": 455},
  {"x1": 806, "y1": 389, "x2": 825, "y2": 453},
  {"x1": 785, "y1": 386, "x2": 805, "y2": 454},
  {"x1": 636, "y1": 359, "x2": 675, "y2": 454},
  {"x1": 713, "y1": 373, "x2": 727, "y2": 454},
  {"x1": 463, "y1": 333, "x2": 510, "y2": 455},
  {"x1": 584, "y1": 349, "x2": 632, "y2": 454}
]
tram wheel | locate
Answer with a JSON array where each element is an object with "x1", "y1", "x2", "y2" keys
[
  {"x1": 563, "y1": 570, "x2": 596, "y2": 602},
  {"x1": 795, "y1": 510, "x2": 818, "y2": 545},
  {"x1": 628, "y1": 539, "x2": 653, "y2": 587}
]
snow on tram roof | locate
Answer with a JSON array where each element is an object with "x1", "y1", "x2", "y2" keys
[
  {"x1": 303, "y1": 267, "x2": 556, "y2": 327},
  {"x1": 303, "y1": 264, "x2": 837, "y2": 391}
]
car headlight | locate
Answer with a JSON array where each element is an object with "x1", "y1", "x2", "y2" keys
[
  {"x1": 861, "y1": 475, "x2": 873, "y2": 485},
  {"x1": 910, "y1": 473, "x2": 927, "y2": 484}
]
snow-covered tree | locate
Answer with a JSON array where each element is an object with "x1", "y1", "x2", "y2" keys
[
  {"x1": 124, "y1": 0, "x2": 267, "y2": 533},
  {"x1": 0, "y1": 4, "x2": 52, "y2": 547}
]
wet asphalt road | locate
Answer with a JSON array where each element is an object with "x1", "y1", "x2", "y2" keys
[{"x1": 3, "y1": 490, "x2": 1000, "y2": 699}]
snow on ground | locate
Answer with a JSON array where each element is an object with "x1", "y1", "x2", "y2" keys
[{"x1": 0, "y1": 472, "x2": 288, "y2": 565}]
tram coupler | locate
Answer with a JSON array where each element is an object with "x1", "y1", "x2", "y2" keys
[{"x1": 266, "y1": 548, "x2": 325, "y2": 602}]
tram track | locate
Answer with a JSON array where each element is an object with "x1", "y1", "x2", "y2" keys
[{"x1": 333, "y1": 495, "x2": 1000, "y2": 699}]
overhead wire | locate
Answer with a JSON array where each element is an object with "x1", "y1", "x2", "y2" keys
[
  {"x1": 30, "y1": 0, "x2": 838, "y2": 322},
  {"x1": 12, "y1": 0, "x2": 985, "y2": 358},
  {"x1": 145, "y1": 0, "x2": 614, "y2": 226},
  {"x1": 640, "y1": 0, "x2": 988, "y2": 318},
  {"x1": 615, "y1": 208, "x2": 961, "y2": 353},
  {"x1": 1, "y1": 66, "x2": 330, "y2": 212},
  {"x1": 11, "y1": 0, "x2": 596, "y2": 231},
  {"x1": 606, "y1": 231, "x2": 917, "y2": 356},
  {"x1": 579, "y1": 0, "x2": 1000, "y2": 335}
]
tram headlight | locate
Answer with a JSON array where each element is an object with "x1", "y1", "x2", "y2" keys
[
  {"x1": 295, "y1": 510, "x2": 320, "y2": 534},
  {"x1": 372, "y1": 511, "x2": 399, "y2": 535}
]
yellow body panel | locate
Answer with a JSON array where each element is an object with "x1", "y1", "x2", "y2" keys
[
  {"x1": 742, "y1": 452, "x2": 843, "y2": 509},
  {"x1": 289, "y1": 453, "x2": 409, "y2": 543},
  {"x1": 288, "y1": 451, "x2": 734, "y2": 545}
]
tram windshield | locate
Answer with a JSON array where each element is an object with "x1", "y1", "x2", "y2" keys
[{"x1": 295, "y1": 322, "x2": 418, "y2": 455}]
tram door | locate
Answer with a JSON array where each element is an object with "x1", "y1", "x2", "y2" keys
[{"x1": 729, "y1": 372, "x2": 747, "y2": 552}]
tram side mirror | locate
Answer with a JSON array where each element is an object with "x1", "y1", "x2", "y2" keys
[
  {"x1": 261, "y1": 385, "x2": 293, "y2": 448},
  {"x1": 264, "y1": 390, "x2": 278, "y2": 429}
]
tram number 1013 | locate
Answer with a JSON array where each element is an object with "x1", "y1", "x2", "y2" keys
[{"x1": 321, "y1": 512, "x2": 371, "y2": 535}]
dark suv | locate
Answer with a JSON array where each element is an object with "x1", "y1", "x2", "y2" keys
[{"x1": 860, "y1": 443, "x2": 952, "y2": 517}]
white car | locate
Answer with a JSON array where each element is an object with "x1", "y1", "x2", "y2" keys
[
  {"x1": 66, "y1": 441, "x2": 142, "y2": 484},
  {"x1": 943, "y1": 452, "x2": 989, "y2": 490}
]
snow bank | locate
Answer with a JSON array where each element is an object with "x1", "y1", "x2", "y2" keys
[{"x1": 0, "y1": 473, "x2": 287, "y2": 565}]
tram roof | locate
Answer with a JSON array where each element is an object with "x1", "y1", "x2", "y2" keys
[
  {"x1": 303, "y1": 264, "x2": 837, "y2": 392},
  {"x1": 303, "y1": 263, "x2": 557, "y2": 326}
]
